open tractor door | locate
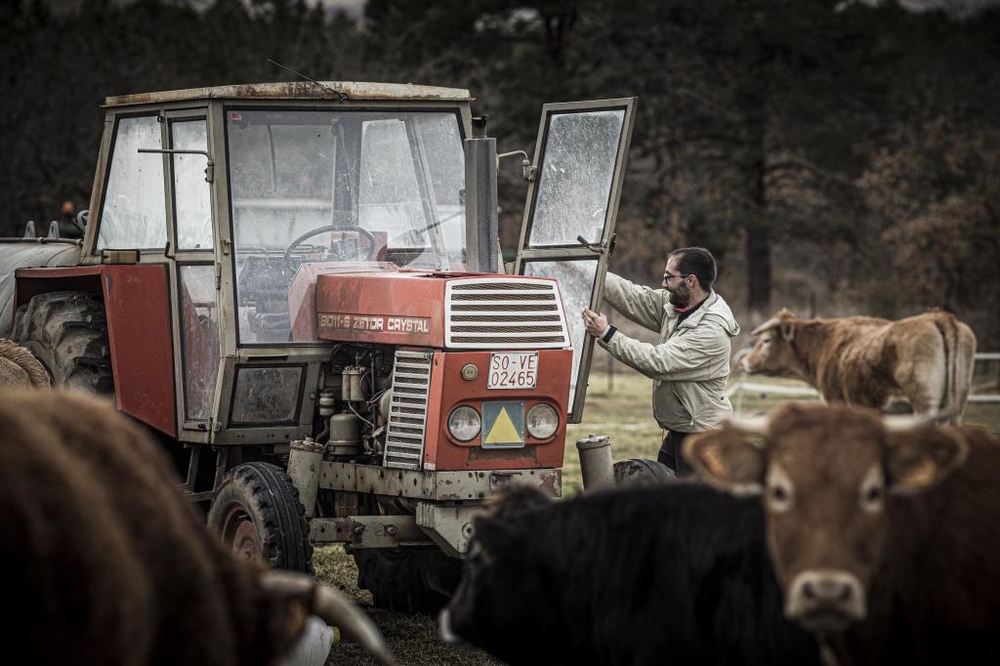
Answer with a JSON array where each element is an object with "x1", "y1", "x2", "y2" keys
[
  {"x1": 5, "y1": 82, "x2": 635, "y2": 613},
  {"x1": 515, "y1": 98, "x2": 637, "y2": 423}
]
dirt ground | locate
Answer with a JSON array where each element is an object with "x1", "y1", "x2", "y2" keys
[{"x1": 315, "y1": 545, "x2": 503, "y2": 666}]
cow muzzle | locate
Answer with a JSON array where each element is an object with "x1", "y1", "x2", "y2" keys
[
  {"x1": 785, "y1": 569, "x2": 867, "y2": 634},
  {"x1": 731, "y1": 346, "x2": 750, "y2": 371}
]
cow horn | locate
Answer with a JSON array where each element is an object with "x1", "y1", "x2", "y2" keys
[
  {"x1": 731, "y1": 346, "x2": 750, "y2": 369},
  {"x1": 882, "y1": 407, "x2": 955, "y2": 432},
  {"x1": 261, "y1": 570, "x2": 398, "y2": 666},
  {"x1": 750, "y1": 317, "x2": 782, "y2": 337}
]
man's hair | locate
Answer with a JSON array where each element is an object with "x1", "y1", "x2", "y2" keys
[{"x1": 668, "y1": 247, "x2": 717, "y2": 291}]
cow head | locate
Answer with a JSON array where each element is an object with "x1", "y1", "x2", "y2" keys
[
  {"x1": 741, "y1": 309, "x2": 808, "y2": 380},
  {"x1": 439, "y1": 486, "x2": 563, "y2": 664},
  {"x1": 683, "y1": 403, "x2": 969, "y2": 636}
]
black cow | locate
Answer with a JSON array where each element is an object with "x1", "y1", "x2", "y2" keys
[{"x1": 439, "y1": 483, "x2": 820, "y2": 666}]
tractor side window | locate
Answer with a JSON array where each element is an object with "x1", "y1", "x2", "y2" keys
[
  {"x1": 98, "y1": 115, "x2": 168, "y2": 250},
  {"x1": 172, "y1": 120, "x2": 213, "y2": 250}
]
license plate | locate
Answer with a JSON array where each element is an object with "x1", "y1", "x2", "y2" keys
[{"x1": 487, "y1": 352, "x2": 538, "y2": 390}]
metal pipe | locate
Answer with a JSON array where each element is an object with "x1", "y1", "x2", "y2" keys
[{"x1": 575, "y1": 434, "x2": 614, "y2": 490}]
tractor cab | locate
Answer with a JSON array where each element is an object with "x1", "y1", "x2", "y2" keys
[{"x1": 71, "y1": 83, "x2": 478, "y2": 450}]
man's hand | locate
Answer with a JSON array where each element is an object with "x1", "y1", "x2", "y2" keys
[{"x1": 582, "y1": 308, "x2": 608, "y2": 337}]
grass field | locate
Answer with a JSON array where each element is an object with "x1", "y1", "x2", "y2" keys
[{"x1": 318, "y1": 365, "x2": 1000, "y2": 665}]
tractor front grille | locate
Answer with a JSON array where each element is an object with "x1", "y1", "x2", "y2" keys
[
  {"x1": 445, "y1": 278, "x2": 570, "y2": 349},
  {"x1": 383, "y1": 350, "x2": 433, "y2": 470}
]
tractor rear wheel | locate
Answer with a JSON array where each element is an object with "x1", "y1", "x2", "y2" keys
[
  {"x1": 207, "y1": 462, "x2": 313, "y2": 574},
  {"x1": 13, "y1": 291, "x2": 113, "y2": 394},
  {"x1": 352, "y1": 546, "x2": 462, "y2": 614}
]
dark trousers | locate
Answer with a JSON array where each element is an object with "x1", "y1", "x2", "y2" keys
[{"x1": 658, "y1": 430, "x2": 693, "y2": 476}]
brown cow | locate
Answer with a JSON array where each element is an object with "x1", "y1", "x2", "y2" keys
[
  {"x1": 0, "y1": 389, "x2": 395, "y2": 666},
  {"x1": 0, "y1": 338, "x2": 50, "y2": 388},
  {"x1": 739, "y1": 309, "x2": 976, "y2": 424},
  {"x1": 684, "y1": 403, "x2": 1000, "y2": 664}
]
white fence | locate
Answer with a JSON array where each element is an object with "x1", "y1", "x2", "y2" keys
[{"x1": 728, "y1": 353, "x2": 1000, "y2": 404}]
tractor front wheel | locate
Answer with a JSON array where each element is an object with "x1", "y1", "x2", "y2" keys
[{"x1": 207, "y1": 462, "x2": 313, "y2": 574}]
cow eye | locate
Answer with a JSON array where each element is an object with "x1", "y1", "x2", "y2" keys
[
  {"x1": 859, "y1": 466, "x2": 886, "y2": 513},
  {"x1": 765, "y1": 466, "x2": 794, "y2": 512},
  {"x1": 767, "y1": 481, "x2": 793, "y2": 512},
  {"x1": 861, "y1": 482, "x2": 885, "y2": 511}
]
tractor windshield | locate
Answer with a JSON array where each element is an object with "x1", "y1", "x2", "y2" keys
[{"x1": 225, "y1": 108, "x2": 466, "y2": 343}]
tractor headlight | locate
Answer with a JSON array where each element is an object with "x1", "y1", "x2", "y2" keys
[
  {"x1": 526, "y1": 403, "x2": 559, "y2": 440},
  {"x1": 448, "y1": 405, "x2": 481, "y2": 442}
]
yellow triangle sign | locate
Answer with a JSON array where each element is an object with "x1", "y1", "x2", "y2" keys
[{"x1": 485, "y1": 407, "x2": 522, "y2": 445}]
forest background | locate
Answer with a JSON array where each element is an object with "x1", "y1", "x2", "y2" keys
[{"x1": 2, "y1": 0, "x2": 998, "y2": 347}]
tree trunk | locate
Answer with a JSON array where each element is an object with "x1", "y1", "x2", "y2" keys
[
  {"x1": 744, "y1": 99, "x2": 771, "y2": 318},
  {"x1": 746, "y1": 225, "x2": 772, "y2": 317}
]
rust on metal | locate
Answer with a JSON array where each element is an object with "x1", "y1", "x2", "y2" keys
[
  {"x1": 104, "y1": 81, "x2": 473, "y2": 108},
  {"x1": 319, "y1": 461, "x2": 561, "y2": 501}
]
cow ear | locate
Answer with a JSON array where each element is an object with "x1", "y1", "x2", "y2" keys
[
  {"x1": 779, "y1": 320, "x2": 795, "y2": 341},
  {"x1": 683, "y1": 427, "x2": 766, "y2": 495},
  {"x1": 885, "y1": 426, "x2": 969, "y2": 494}
]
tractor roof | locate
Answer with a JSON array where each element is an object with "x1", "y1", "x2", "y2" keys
[{"x1": 103, "y1": 81, "x2": 473, "y2": 107}]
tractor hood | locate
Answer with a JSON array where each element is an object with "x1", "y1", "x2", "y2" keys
[{"x1": 309, "y1": 271, "x2": 571, "y2": 350}]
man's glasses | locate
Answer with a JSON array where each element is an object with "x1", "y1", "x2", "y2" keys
[{"x1": 662, "y1": 272, "x2": 691, "y2": 282}]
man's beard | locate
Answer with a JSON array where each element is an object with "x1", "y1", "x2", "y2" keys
[{"x1": 668, "y1": 284, "x2": 691, "y2": 308}]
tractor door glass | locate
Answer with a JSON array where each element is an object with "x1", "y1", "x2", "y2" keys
[
  {"x1": 529, "y1": 109, "x2": 625, "y2": 247},
  {"x1": 179, "y1": 264, "x2": 220, "y2": 421},
  {"x1": 225, "y1": 109, "x2": 465, "y2": 345},
  {"x1": 523, "y1": 260, "x2": 597, "y2": 410},
  {"x1": 171, "y1": 120, "x2": 213, "y2": 250},
  {"x1": 98, "y1": 115, "x2": 168, "y2": 250}
]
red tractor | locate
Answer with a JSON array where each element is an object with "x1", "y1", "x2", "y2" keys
[{"x1": 1, "y1": 82, "x2": 635, "y2": 610}]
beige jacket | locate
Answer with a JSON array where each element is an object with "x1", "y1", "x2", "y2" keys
[{"x1": 598, "y1": 273, "x2": 740, "y2": 433}]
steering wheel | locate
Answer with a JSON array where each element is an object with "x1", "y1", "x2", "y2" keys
[{"x1": 283, "y1": 224, "x2": 378, "y2": 273}]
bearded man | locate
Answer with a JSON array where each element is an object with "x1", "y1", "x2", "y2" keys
[{"x1": 583, "y1": 247, "x2": 740, "y2": 474}]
